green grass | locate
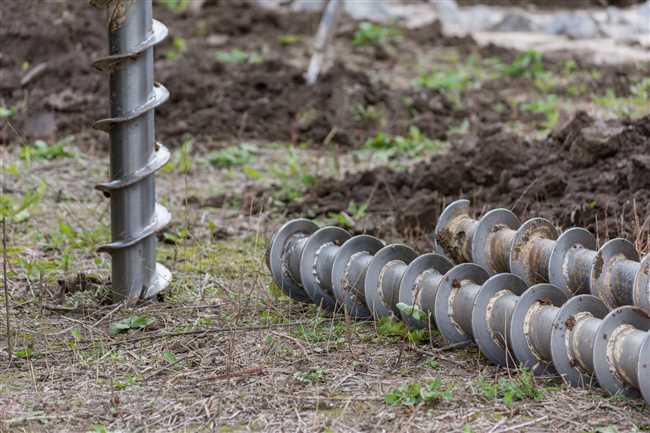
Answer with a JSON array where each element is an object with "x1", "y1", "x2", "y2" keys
[
  {"x1": 352, "y1": 22, "x2": 400, "y2": 47},
  {"x1": 164, "y1": 36, "x2": 187, "y2": 61},
  {"x1": 207, "y1": 143, "x2": 257, "y2": 168},
  {"x1": 477, "y1": 369, "x2": 542, "y2": 407},
  {"x1": 278, "y1": 34, "x2": 302, "y2": 46},
  {"x1": 364, "y1": 126, "x2": 441, "y2": 159},
  {"x1": 520, "y1": 95, "x2": 559, "y2": 131},
  {"x1": 215, "y1": 49, "x2": 263, "y2": 65},
  {"x1": 20, "y1": 137, "x2": 75, "y2": 162},
  {"x1": 384, "y1": 379, "x2": 454, "y2": 407},
  {"x1": 376, "y1": 317, "x2": 429, "y2": 344},
  {"x1": 593, "y1": 77, "x2": 650, "y2": 118}
]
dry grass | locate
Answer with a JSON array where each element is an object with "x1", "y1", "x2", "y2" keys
[{"x1": 1, "y1": 140, "x2": 650, "y2": 433}]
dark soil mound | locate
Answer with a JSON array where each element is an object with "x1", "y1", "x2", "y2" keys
[
  {"x1": 293, "y1": 112, "x2": 650, "y2": 246},
  {"x1": 1, "y1": 1, "x2": 645, "y2": 150},
  {"x1": 0, "y1": 1, "x2": 464, "y2": 147}
]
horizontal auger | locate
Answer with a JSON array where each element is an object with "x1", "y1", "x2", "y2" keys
[
  {"x1": 266, "y1": 217, "x2": 650, "y2": 405},
  {"x1": 267, "y1": 216, "x2": 650, "y2": 403},
  {"x1": 435, "y1": 200, "x2": 650, "y2": 311}
]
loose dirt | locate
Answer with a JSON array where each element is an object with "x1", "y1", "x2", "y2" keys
[
  {"x1": 2, "y1": 0, "x2": 644, "y2": 148},
  {"x1": 294, "y1": 112, "x2": 650, "y2": 248}
]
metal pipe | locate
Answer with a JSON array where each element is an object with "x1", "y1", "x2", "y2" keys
[
  {"x1": 526, "y1": 303, "x2": 559, "y2": 362},
  {"x1": 568, "y1": 312, "x2": 601, "y2": 374},
  {"x1": 92, "y1": 0, "x2": 171, "y2": 302}
]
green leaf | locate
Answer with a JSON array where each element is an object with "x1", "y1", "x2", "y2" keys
[
  {"x1": 15, "y1": 347, "x2": 33, "y2": 358},
  {"x1": 163, "y1": 351, "x2": 177, "y2": 364},
  {"x1": 13, "y1": 209, "x2": 30, "y2": 223},
  {"x1": 396, "y1": 302, "x2": 427, "y2": 321},
  {"x1": 110, "y1": 315, "x2": 155, "y2": 336},
  {"x1": 242, "y1": 165, "x2": 260, "y2": 179}
]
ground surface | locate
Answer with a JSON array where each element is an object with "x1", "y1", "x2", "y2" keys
[{"x1": 2, "y1": 1, "x2": 650, "y2": 433}]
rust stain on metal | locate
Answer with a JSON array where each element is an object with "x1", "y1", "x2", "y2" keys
[
  {"x1": 565, "y1": 315, "x2": 577, "y2": 330},
  {"x1": 109, "y1": 0, "x2": 135, "y2": 32}
]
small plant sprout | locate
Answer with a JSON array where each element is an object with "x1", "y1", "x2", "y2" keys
[
  {"x1": 109, "y1": 315, "x2": 155, "y2": 336},
  {"x1": 352, "y1": 21, "x2": 400, "y2": 47},
  {"x1": 364, "y1": 126, "x2": 441, "y2": 159},
  {"x1": 278, "y1": 34, "x2": 301, "y2": 45},
  {"x1": 384, "y1": 379, "x2": 453, "y2": 407},
  {"x1": 353, "y1": 104, "x2": 383, "y2": 124},
  {"x1": 478, "y1": 368, "x2": 542, "y2": 407},
  {"x1": 215, "y1": 49, "x2": 263, "y2": 65},
  {"x1": 376, "y1": 317, "x2": 429, "y2": 344},
  {"x1": 502, "y1": 50, "x2": 547, "y2": 79},
  {"x1": 293, "y1": 368, "x2": 325, "y2": 383},
  {"x1": 396, "y1": 302, "x2": 427, "y2": 322},
  {"x1": 20, "y1": 137, "x2": 75, "y2": 163},
  {"x1": 164, "y1": 36, "x2": 187, "y2": 61},
  {"x1": 0, "y1": 105, "x2": 16, "y2": 118},
  {"x1": 520, "y1": 95, "x2": 559, "y2": 131},
  {"x1": 160, "y1": 0, "x2": 189, "y2": 13},
  {"x1": 207, "y1": 143, "x2": 257, "y2": 168},
  {"x1": 164, "y1": 136, "x2": 193, "y2": 174},
  {"x1": 0, "y1": 180, "x2": 45, "y2": 224}
]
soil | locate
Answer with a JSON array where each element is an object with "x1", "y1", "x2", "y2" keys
[
  {"x1": 294, "y1": 112, "x2": 650, "y2": 248},
  {"x1": 1, "y1": 0, "x2": 644, "y2": 148}
]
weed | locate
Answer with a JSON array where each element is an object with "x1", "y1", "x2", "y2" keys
[
  {"x1": 163, "y1": 227, "x2": 190, "y2": 245},
  {"x1": 294, "y1": 368, "x2": 325, "y2": 384},
  {"x1": 502, "y1": 50, "x2": 546, "y2": 79},
  {"x1": 207, "y1": 143, "x2": 257, "y2": 168},
  {"x1": 384, "y1": 379, "x2": 453, "y2": 407},
  {"x1": 0, "y1": 180, "x2": 45, "y2": 224},
  {"x1": 215, "y1": 49, "x2": 262, "y2": 65},
  {"x1": 520, "y1": 95, "x2": 559, "y2": 131},
  {"x1": 396, "y1": 302, "x2": 427, "y2": 322},
  {"x1": 0, "y1": 105, "x2": 16, "y2": 118},
  {"x1": 353, "y1": 104, "x2": 383, "y2": 124},
  {"x1": 114, "y1": 375, "x2": 138, "y2": 391},
  {"x1": 364, "y1": 126, "x2": 441, "y2": 159},
  {"x1": 278, "y1": 34, "x2": 301, "y2": 45},
  {"x1": 109, "y1": 315, "x2": 155, "y2": 336},
  {"x1": 327, "y1": 201, "x2": 368, "y2": 229},
  {"x1": 478, "y1": 369, "x2": 542, "y2": 407},
  {"x1": 376, "y1": 317, "x2": 429, "y2": 344},
  {"x1": 164, "y1": 136, "x2": 193, "y2": 174},
  {"x1": 424, "y1": 358, "x2": 440, "y2": 370},
  {"x1": 417, "y1": 69, "x2": 470, "y2": 92},
  {"x1": 160, "y1": 0, "x2": 189, "y2": 13},
  {"x1": 162, "y1": 351, "x2": 177, "y2": 364},
  {"x1": 292, "y1": 322, "x2": 345, "y2": 345},
  {"x1": 14, "y1": 347, "x2": 33, "y2": 358},
  {"x1": 164, "y1": 36, "x2": 187, "y2": 61},
  {"x1": 20, "y1": 137, "x2": 75, "y2": 162},
  {"x1": 268, "y1": 149, "x2": 316, "y2": 203},
  {"x1": 352, "y1": 22, "x2": 400, "y2": 47},
  {"x1": 593, "y1": 77, "x2": 650, "y2": 118}
]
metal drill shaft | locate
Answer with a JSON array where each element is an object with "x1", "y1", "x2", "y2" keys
[{"x1": 93, "y1": 0, "x2": 171, "y2": 302}]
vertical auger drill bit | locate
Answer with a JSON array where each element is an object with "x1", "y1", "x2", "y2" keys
[{"x1": 92, "y1": 0, "x2": 171, "y2": 302}]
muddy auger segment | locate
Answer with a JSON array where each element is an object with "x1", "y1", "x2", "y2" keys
[{"x1": 92, "y1": 0, "x2": 171, "y2": 302}]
